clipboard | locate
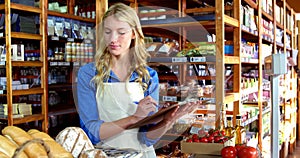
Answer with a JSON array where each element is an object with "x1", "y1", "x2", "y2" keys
[
  {"x1": 126, "y1": 104, "x2": 179, "y2": 129},
  {"x1": 126, "y1": 99, "x2": 207, "y2": 129}
]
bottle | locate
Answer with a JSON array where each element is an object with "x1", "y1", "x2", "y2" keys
[
  {"x1": 235, "y1": 115, "x2": 246, "y2": 145},
  {"x1": 224, "y1": 116, "x2": 235, "y2": 138}
]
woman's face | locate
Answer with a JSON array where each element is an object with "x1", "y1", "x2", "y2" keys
[{"x1": 103, "y1": 15, "x2": 135, "y2": 57}]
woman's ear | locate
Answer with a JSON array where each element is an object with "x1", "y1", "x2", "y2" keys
[
  {"x1": 132, "y1": 34, "x2": 136, "y2": 39},
  {"x1": 131, "y1": 30, "x2": 136, "y2": 39}
]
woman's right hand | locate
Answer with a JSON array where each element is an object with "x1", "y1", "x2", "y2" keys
[{"x1": 133, "y1": 96, "x2": 157, "y2": 120}]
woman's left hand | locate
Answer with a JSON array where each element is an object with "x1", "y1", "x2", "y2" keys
[{"x1": 163, "y1": 100, "x2": 201, "y2": 127}]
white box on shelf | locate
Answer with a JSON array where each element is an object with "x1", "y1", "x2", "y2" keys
[{"x1": 11, "y1": 44, "x2": 24, "y2": 61}]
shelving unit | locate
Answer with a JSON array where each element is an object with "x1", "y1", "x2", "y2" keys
[
  {"x1": 0, "y1": 0, "x2": 298, "y2": 157},
  {"x1": 0, "y1": 0, "x2": 48, "y2": 132},
  {"x1": 111, "y1": 0, "x2": 297, "y2": 156},
  {"x1": 45, "y1": 0, "x2": 96, "y2": 136}
]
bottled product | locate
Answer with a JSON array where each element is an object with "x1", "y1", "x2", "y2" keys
[
  {"x1": 235, "y1": 115, "x2": 246, "y2": 145},
  {"x1": 219, "y1": 109, "x2": 226, "y2": 130},
  {"x1": 224, "y1": 116, "x2": 235, "y2": 138}
]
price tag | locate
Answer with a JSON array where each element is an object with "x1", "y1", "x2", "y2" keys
[
  {"x1": 49, "y1": 62, "x2": 57, "y2": 66},
  {"x1": 64, "y1": 62, "x2": 70, "y2": 66},
  {"x1": 58, "y1": 62, "x2": 63, "y2": 66},
  {"x1": 51, "y1": 36, "x2": 59, "y2": 41},
  {"x1": 172, "y1": 57, "x2": 187, "y2": 62},
  {"x1": 67, "y1": 38, "x2": 74, "y2": 42},
  {"x1": 189, "y1": 57, "x2": 206, "y2": 62},
  {"x1": 189, "y1": 126, "x2": 201, "y2": 134},
  {"x1": 0, "y1": 61, "x2": 5, "y2": 66},
  {"x1": 162, "y1": 96, "x2": 177, "y2": 102},
  {"x1": 73, "y1": 62, "x2": 80, "y2": 66},
  {"x1": 85, "y1": 40, "x2": 92, "y2": 43}
]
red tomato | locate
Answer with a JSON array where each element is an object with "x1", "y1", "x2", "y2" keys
[
  {"x1": 214, "y1": 136, "x2": 223, "y2": 143},
  {"x1": 235, "y1": 144, "x2": 246, "y2": 152},
  {"x1": 192, "y1": 134, "x2": 198, "y2": 140},
  {"x1": 220, "y1": 130, "x2": 226, "y2": 136},
  {"x1": 221, "y1": 146, "x2": 237, "y2": 158},
  {"x1": 186, "y1": 138, "x2": 192, "y2": 143},
  {"x1": 200, "y1": 137, "x2": 208, "y2": 143},
  {"x1": 208, "y1": 135, "x2": 214, "y2": 143},
  {"x1": 237, "y1": 146, "x2": 258, "y2": 158}
]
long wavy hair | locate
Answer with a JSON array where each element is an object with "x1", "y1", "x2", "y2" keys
[{"x1": 93, "y1": 3, "x2": 150, "y2": 93}]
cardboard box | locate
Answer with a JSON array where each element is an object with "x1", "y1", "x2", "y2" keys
[
  {"x1": 11, "y1": 44, "x2": 24, "y2": 61},
  {"x1": 181, "y1": 138, "x2": 235, "y2": 155}
]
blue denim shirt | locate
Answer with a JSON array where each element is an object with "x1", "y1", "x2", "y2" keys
[{"x1": 76, "y1": 62, "x2": 160, "y2": 146}]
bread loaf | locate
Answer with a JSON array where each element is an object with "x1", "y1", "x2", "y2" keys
[
  {"x1": 55, "y1": 127, "x2": 94, "y2": 158},
  {"x1": 0, "y1": 135, "x2": 28, "y2": 158},
  {"x1": 2, "y1": 126, "x2": 48, "y2": 158},
  {"x1": 0, "y1": 151, "x2": 9, "y2": 158},
  {"x1": 28, "y1": 129, "x2": 73, "y2": 158}
]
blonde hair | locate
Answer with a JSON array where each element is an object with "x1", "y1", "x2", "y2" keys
[{"x1": 93, "y1": 3, "x2": 150, "y2": 92}]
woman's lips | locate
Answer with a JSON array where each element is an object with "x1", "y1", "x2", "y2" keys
[{"x1": 109, "y1": 45, "x2": 119, "y2": 49}]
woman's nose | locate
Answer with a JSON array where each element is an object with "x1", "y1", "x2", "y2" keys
[{"x1": 109, "y1": 32, "x2": 118, "y2": 42}]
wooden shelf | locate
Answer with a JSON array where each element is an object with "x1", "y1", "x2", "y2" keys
[
  {"x1": 0, "y1": 114, "x2": 44, "y2": 124},
  {"x1": 224, "y1": 93, "x2": 240, "y2": 103},
  {"x1": 262, "y1": 10, "x2": 273, "y2": 21},
  {"x1": 12, "y1": 61, "x2": 43, "y2": 67},
  {"x1": 243, "y1": 0, "x2": 258, "y2": 10},
  {"x1": 224, "y1": 15, "x2": 239, "y2": 28},
  {"x1": 48, "y1": 105, "x2": 77, "y2": 116},
  {"x1": 11, "y1": 32, "x2": 43, "y2": 40},
  {"x1": 48, "y1": 83, "x2": 74, "y2": 91},
  {"x1": 185, "y1": 6, "x2": 232, "y2": 14},
  {"x1": 12, "y1": 87, "x2": 44, "y2": 96},
  {"x1": 0, "y1": 3, "x2": 41, "y2": 13},
  {"x1": 225, "y1": 56, "x2": 240, "y2": 64},
  {"x1": 48, "y1": 10, "x2": 96, "y2": 23}
]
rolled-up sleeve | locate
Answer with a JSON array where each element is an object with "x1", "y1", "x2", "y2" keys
[
  {"x1": 138, "y1": 67, "x2": 161, "y2": 146},
  {"x1": 77, "y1": 63, "x2": 103, "y2": 144}
]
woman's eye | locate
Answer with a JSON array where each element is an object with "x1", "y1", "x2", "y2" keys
[
  {"x1": 105, "y1": 31, "x2": 111, "y2": 34},
  {"x1": 118, "y1": 32, "x2": 126, "y2": 35}
]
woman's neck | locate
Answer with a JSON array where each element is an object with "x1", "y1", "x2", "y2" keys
[{"x1": 111, "y1": 54, "x2": 132, "y2": 82}]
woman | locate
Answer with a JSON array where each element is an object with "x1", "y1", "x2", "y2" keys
[{"x1": 76, "y1": 3, "x2": 199, "y2": 157}]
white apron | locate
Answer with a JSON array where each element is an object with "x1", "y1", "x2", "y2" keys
[{"x1": 96, "y1": 82, "x2": 156, "y2": 158}]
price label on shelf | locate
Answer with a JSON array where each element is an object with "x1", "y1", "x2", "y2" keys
[
  {"x1": 67, "y1": 38, "x2": 74, "y2": 42},
  {"x1": 162, "y1": 96, "x2": 177, "y2": 102},
  {"x1": 51, "y1": 36, "x2": 59, "y2": 41},
  {"x1": 62, "y1": 62, "x2": 70, "y2": 66},
  {"x1": 49, "y1": 62, "x2": 58, "y2": 66},
  {"x1": 85, "y1": 40, "x2": 92, "y2": 43},
  {"x1": 73, "y1": 62, "x2": 80, "y2": 66},
  {"x1": 171, "y1": 57, "x2": 187, "y2": 63},
  {"x1": 189, "y1": 57, "x2": 206, "y2": 62}
]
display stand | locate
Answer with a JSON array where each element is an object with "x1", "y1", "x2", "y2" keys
[{"x1": 264, "y1": 53, "x2": 287, "y2": 158}]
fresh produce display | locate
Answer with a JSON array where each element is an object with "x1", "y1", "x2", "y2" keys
[
  {"x1": 221, "y1": 146, "x2": 237, "y2": 158},
  {"x1": 220, "y1": 145, "x2": 259, "y2": 158},
  {"x1": 185, "y1": 129, "x2": 233, "y2": 143}
]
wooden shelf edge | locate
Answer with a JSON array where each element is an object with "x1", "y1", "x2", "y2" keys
[
  {"x1": 0, "y1": 3, "x2": 41, "y2": 14},
  {"x1": 11, "y1": 32, "x2": 42, "y2": 40},
  {"x1": 225, "y1": 56, "x2": 240, "y2": 64},
  {"x1": 12, "y1": 87, "x2": 44, "y2": 96},
  {"x1": 12, "y1": 61, "x2": 43, "y2": 67},
  {"x1": 48, "y1": 10, "x2": 95, "y2": 23},
  {"x1": 243, "y1": 0, "x2": 258, "y2": 10},
  {"x1": 13, "y1": 114, "x2": 44, "y2": 124},
  {"x1": 11, "y1": 3, "x2": 41, "y2": 14},
  {"x1": 224, "y1": 15, "x2": 239, "y2": 28},
  {"x1": 225, "y1": 93, "x2": 240, "y2": 103}
]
